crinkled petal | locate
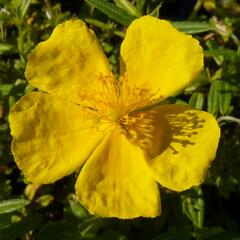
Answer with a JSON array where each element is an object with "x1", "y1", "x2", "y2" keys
[
  {"x1": 9, "y1": 92, "x2": 106, "y2": 184},
  {"x1": 148, "y1": 104, "x2": 220, "y2": 191},
  {"x1": 75, "y1": 128, "x2": 161, "y2": 219},
  {"x1": 120, "y1": 16, "x2": 203, "y2": 101},
  {"x1": 25, "y1": 20, "x2": 111, "y2": 104}
]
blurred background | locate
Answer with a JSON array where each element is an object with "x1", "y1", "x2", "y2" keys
[{"x1": 0, "y1": 0, "x2": 240, "y2": 239}]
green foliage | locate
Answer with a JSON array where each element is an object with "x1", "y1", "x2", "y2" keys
[
  {"x1": 85, "y1": 0, "x2": 135, "y2": 25},
  {"x1": 171, "y1": 21, "x2": 214, "y2": 34},
  {"x1": 0, "y1": 199, "x2": 30, "y2": 214},
  {"x1": 0, "y1": 0, "x2": 240, "y2": 239}
]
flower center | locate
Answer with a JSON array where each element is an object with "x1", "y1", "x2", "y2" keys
[
  {"x1": 79, "y1": 73, "x2": 159, "y2": 130},
  {"x1": 107, "y1": 109, "x2": 121, "y2": 122}
]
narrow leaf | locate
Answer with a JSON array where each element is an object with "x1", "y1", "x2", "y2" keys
[
  {"x1": 69, "y1": 200, "x2": 88, "y2": 218},
  {"x1": 205, "y1": 49, "x2": 240, "y2": 59},
  {"x1": 0, "y1": 199, "x2": 30, "y2": 214},
  {"x1": 208, "y1": 80, "x2": 220, "y2": 116},
  {"x1": 85, "y1": 0, "x2": 135, "y2": 26},
  {"x1": 0, "y1": 43, "x2": 17, "y2": 53},
  {"x1": 149, "y1": 3, "x2": 162, "y2": 17},
  {"x1": 206, "y1": 40, "x2": 224, "y2": 65},
  {"x1": 20, "y1": 0, "x2": 31, "y2": 19},
  {"x1": 114, "y1": 0, "x2": 140, "y2": 17},
  {"x1": 189, "y1": 92, "x2": 204, "y2": 110},
  {"x1": 219, "y1": 81, "x2": 232, "y2": 115},
  {"x1": 172, "y1": 21, "x2": 214, "y2": 34},
  {"x1": 136, "y1": 0, "x2": 145, "y2": 14},
  {"x1": 0, "y1": 84, "x2": 13, "y2": 96}
]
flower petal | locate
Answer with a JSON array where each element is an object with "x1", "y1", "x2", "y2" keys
[
  {"x1": 120, "y1": 16, "x2": 203, "y2": 101},
  {"x1": 148, "y1": 104, "x2": 220, "y2": 191},
  {"x1": 120, "y1": 108, "x2": 171, "y2": 159},
  {"x1": 75, "y1": 128, "x2": 160, "y2": 219},
  {"x1": 25, "y1": 20, "x2": 111, "y2": 104},
  {"x1": 9, "y1": 92, "x2": 106, "y2": 184}
]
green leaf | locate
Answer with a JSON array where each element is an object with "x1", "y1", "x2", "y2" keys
[
  {"x1": 0, "y1": 43, "x2": 17, "y2": 54},
  {"x1": 182, "y1": 188, "x2": 204, "y2": 229},
  {"x1": 35, "y1": 194, "x2": 54, "y2": 207},
  {"x1": 189, "y1": 92, "x2": 205, "y2": 109},
  {"x1": 85, "y1": 0, "x2": 135, "y2": 26},
  {"x1": 219, "y1": 81, "x2": 232, "y2": 115},
  {"x1": 149, "y1": 3, "x2": 162, "y2": 17},
  {"x1": 69, "y1": 200, "x2": 89, "y2": 219},
  {"x1": 0, "y1": 84, "x2": 13, "y2": 96},
  {"x1": 113, "y1": 0, "x2": 140, "y2": 17},
  {"x1": 20, "y1": 0, "x2": 31, "y2": 19},
  {"x1": 205, "y1": 49, "x2": 240, "y2": 59},
  {"x1": 206, "y1": 40, "x2": 224, "y2": 65},
  {"x1": 208, "y1": 80, "x2": 220, "y2": 116},
  {"x1": 136, "y1": 0, "x2": 145, "y2": 14},
  {"x1": 172, "y1": 21, "x2": 214, "y2": 34},
  {"x1": 0, "y1": 199, "x2": 30, "y2": 214}
]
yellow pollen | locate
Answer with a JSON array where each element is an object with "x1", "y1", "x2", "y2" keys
[{"x1": 79, "y1": 73, "x2": 162, "y2": 130}]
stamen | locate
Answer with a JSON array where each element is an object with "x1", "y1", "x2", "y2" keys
[
  {"x1": 77, "y1": 72, "x2": 163, "y2": 136},
  {"x1": 78, "y1": 73, "x2": 120, "y2": 120},
  {"x1": 118, "y1": 73, "x2": 163, "y2": 115}
]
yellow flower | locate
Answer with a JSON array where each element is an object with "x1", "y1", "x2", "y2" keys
[{"x1": 9, "y1": 16, "x2": 220, "y2": 219}]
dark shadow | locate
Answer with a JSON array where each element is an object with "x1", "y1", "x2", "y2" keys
[
  {"x1": 163, "y1": 107, "x2": 206, "y2": 155},
  {"x1": 120, "y1": 105, "x2": 206, "y2": 158}
]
